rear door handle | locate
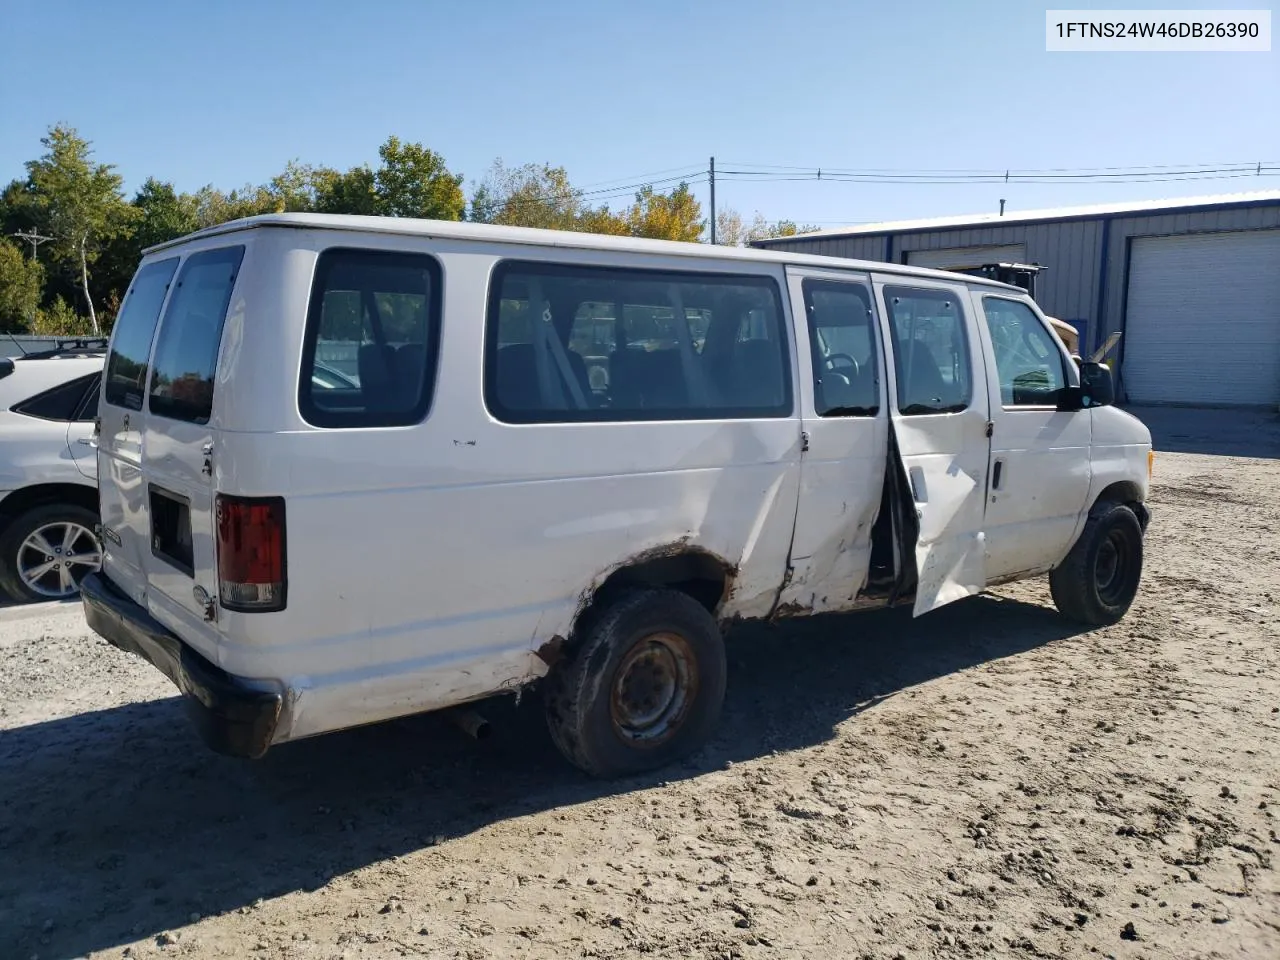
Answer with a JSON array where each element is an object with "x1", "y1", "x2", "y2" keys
[{"x1": 992, "y1": 459, "x2": 1004, "y2": 490}]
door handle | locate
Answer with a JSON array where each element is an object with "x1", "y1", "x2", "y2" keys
[{"x1": 992, "y1": 459, "x2": 1004, "y2": 490}]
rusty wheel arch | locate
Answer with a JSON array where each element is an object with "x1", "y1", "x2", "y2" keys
[{"x1": 537, "y1": 542, "x2": 737, "y2": 670}]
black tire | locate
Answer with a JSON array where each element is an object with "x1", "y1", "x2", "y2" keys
[
  {"x1": 544, "y1": 588, "x2": 727, "y2": 778},
  {"x1": 1049, "y1": 501, "x2": 1144, "y2": 626},
  {"x1": 0, "y1": 503, "x2": 102, "y2": 604}
]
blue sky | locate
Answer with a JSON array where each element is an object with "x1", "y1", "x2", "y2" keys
[{"x1": 2, "y1": 0, "x2": 1276, "y2": 228}]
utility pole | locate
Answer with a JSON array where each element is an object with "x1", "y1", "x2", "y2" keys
[
  {"x1": 11, "y1": 229, "x2": 54, "y2": 330},
  {"x1": 12, "y1": 228, "x2": 54, "y2": 262},
  {"x1": 999, "y1": 199, "x2": 1006, "y2": 216},
  {"x1": 709, "y1": 156, "x2": 716, "y2": 245}
]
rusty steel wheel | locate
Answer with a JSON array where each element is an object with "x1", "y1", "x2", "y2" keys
[
  {"x1": 609, "y1": 632, "x2": 699, "y2": 747},
  {"x1": 544, "y1": 588, "x2": 726, "y2": 778}
]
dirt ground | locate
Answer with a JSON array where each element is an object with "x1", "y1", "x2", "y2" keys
[{"x1": 2, "y1": 413, "x2": 1278, "y2": 960}]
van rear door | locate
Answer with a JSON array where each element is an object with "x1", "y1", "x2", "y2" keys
[
  {"x1": 138, "y1": 244, "x2": 246, "y2": 633},
  {"x1": 98, "y1": 256, "x2": 181, "y2": 606}
]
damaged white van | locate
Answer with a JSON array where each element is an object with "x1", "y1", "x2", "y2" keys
[{"x1": 81, "y1": 214, "x2": 1152, "y2": 777}]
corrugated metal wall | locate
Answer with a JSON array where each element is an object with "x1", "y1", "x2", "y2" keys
[{"x1": 762, "y1": 201, "x2": 1280, "y2": 370}]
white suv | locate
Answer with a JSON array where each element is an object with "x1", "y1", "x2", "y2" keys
[{"x1": 0, "y1": 340, "x2": 105, "y2": 603}]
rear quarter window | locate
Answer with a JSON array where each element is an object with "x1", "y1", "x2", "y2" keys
[
  {"x1": 104, "y1": 258, "x2": 179, "y2": 410},
  {"x1": 148, "y1": 246, "x2": 245, "y2": 424},
  {"x1": 298, "y1": 248, "x2": 443, "y2": 429},
  {"x1": 11, "y1": 372, "x2": 101, "y2": 422}
]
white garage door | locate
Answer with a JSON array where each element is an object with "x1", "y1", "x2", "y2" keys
[
  {"x1": 1124, "y1": 231, "x2": 1280, "y2": 407},
  {"x1": 906, "y1": 244, "x2": 1026, "y2": 270}
]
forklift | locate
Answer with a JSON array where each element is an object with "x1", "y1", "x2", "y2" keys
[
  {"x1": 946, "y1": 260, "x2": 1124, "y2": 366},
  {"x1": 948, "y1": 261, "x2": 1084, "y2": 358}
]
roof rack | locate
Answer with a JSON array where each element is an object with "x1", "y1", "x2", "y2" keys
[{"x1": 19, "y1": 337, "x2": 110, "y2": 360}]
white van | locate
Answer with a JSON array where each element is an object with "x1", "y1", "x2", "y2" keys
[{"x1": 81, "y1": 214, "x2": 1152, "y2": 777}]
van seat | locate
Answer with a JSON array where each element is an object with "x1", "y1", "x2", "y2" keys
[
  {"x1": 610, "y1": 347, "x2": 688, "y2": 410},
  {"x1": 732, "y1": 339, "x2": 782, "y2": 407},
  {"x1": 494, "y1": 343, "x2": 593, "y2": 412}
]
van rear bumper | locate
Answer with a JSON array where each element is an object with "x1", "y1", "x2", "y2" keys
[{"x1": 80, "y1": 572, "x2": 283, "y2": 759}]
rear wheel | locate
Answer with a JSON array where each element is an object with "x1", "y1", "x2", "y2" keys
[
  {"x1": 544, "y1": 588, "x2": 726, "y2": 778},
  {"x1": 0, "y1": 503, "x2": 102, "y2": 603},
  {"x1": 1049, "y1": 501, "x2": 1144, "y2": 626}
]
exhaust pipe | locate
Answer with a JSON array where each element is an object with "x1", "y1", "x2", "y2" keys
[{"x1": 446, "y1": 707, "x2": 491, "y2": 741}]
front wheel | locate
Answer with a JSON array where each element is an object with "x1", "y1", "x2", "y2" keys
[
  {"x1": 1049, "y1": 501, "x2": 1144, "y2": 626},
  {"x1": 544, "y1": 588, "x2": 727, "y2": 778}
]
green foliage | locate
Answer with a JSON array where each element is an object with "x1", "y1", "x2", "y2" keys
[
  {"x1": 25, "y1": 125, "x2": 139, "y2": 331},
  {"x1": 1, "y1": 124, "x2": 825, "y2": 332},
  {"x1": 472, "y1": 160, "x2": 580, "y2": 230},
  {"x1": 747, "y1": 215, "x2": 821, "y2": 243},
  {"x1": 313, "y1": 165, "x2": 379, "y2": 215},
  {"x1": 626, "y1": 183, "x2": 704, "y2": 242},
  {"x1": 373, "y1": 136, "x2": 465, "y2": 220},
  {"x1": 714, "y1": 208, "x2": 746, "y2": 246},
  {"x1": 30, "y1": 294, "x2": 91, "y2": 336},
  {"x1": 0, "y1": 238, "x2": 44, "y2": 332}
]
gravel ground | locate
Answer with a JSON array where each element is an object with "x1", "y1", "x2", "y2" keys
[{"x1": 2, "y1": 429, "x2": 1278, "y2": 960}]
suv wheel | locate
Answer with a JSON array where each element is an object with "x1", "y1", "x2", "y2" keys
[{"x1": 0, "y1": 503, "x2": 103, "y2": 603}]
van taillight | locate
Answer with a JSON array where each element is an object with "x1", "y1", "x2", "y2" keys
[{"x1": 216, "y1": 495, "x2": 287, "y2": 612}]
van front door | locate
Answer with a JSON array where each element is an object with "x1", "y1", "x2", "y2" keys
[
  {"x1": 777, "y1": 267, "x2": 888, "y2": 614},
  {"x1": 874, "y1": 277, "x2": 992, "y2": 616},
  {"x1": 972, "y1": 293, "x2": 1091, "y2": 580}
]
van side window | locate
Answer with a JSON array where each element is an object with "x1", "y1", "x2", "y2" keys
[
  {"x1": 485, "y1": 262, "x2": 790, "y2": 424},
  {"x1": 299, "y1": 248, "x2": 442, "y2": 429},
  {"x1": 801, "y1": 280, "x2": 880, "y2": 416},
  {"x1": 981, "y1": 297, "x2": 1067, "y2": 407},
  {"x1": 882, "y1": 286, "x2": 972, "y2": 415},
  {"x1": 148, "y1": 246, "x2": 245, "y2": 424},
  {"x1": 104, "y1": 258, "x2": 179, "y2": 411}
]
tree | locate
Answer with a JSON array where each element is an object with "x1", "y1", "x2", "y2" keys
[
  {"x1": 0, "y1": 238, "x2": 44, "y2": 332},
  {"x1": 95, "y1": 178, "x2": 201, "y2": 312},
  {"x1": 714, "y1": 208, "x2": 746, "y2": 246},
  {"x1": 626, "y1": 183, "x2": 704, "y2": 242},
  {"x1": 576, "y1": 205, "x2": 631, "y2": 236},
  {"x1": 471, "y1": 159, "x2": 581, "y2": 230},
  {"x1": 746, "y1": 215, "x2": 821, "y2": 243},
  {"x1": 25, "y1": 124, "x2": 138, "y2": 334},
  {"x1": 268, "y1": 161, "x2": 318, "y2": 212},
  {"x1": 131, "y1": 178, "x2": 200, "y2": 247},
  {"x1": 30, "y1": 294, "x2": 90, "y2": 336},
  {"x1": 312, "y1": 165, "x2": 378, "y2": 215},
  {"x1": 190, "y1": 183, "x2": 279, "y2": 229},
  {"x1": 373, "y1": 136, "x2": 464, "y2": 220}
]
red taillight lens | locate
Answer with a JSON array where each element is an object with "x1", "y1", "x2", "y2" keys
[{"x1": 216, "y1": 495, "x2": 287, "y2": 612}]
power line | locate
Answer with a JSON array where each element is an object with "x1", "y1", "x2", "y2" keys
[
  {"x1": 496, "y1": 173, "x2": 708, "y2": 213},
  {"x1": 576, "y1": 163, "x2": 706, "y2": 190},
  {"x1": 713, "y1": 162, "x2": 1279, "y2": 185},
  {"x1": 719, "y1": 159, "x2": 1279, "y2": 178}
]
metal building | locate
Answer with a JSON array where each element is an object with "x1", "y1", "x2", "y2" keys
[{"x1": 753, "y1": 191, "x2": 1280, "y2": 408}]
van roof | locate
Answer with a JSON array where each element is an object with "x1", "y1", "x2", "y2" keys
[{"x1": 142, "y1": 212, "x2": 1023, "y2": 291}]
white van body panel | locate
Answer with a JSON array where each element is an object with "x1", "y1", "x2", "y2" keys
[
  {"x1": 776, "y1": 266, "x2": 888, "y2": 615},
  {"x1": 90, "y1": 214, "x2": 1154, "y2": 751},
  {"x1": 1087, "y1": 405, "x2": 1153, "y2": 503},
  {"x1": 185, "y1": 230, "x2": 802, "y2": 742},
  {"x1": 873, "y1": 274, "x2": 993, "y2": 616},
  {"x1": 969, "y1": 291, "x2": 1094, "y2": 583}
]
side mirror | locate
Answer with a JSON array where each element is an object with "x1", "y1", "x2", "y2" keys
[{"x1": 1079, "y1": 361, "x2": 1115, "y2": 408}]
